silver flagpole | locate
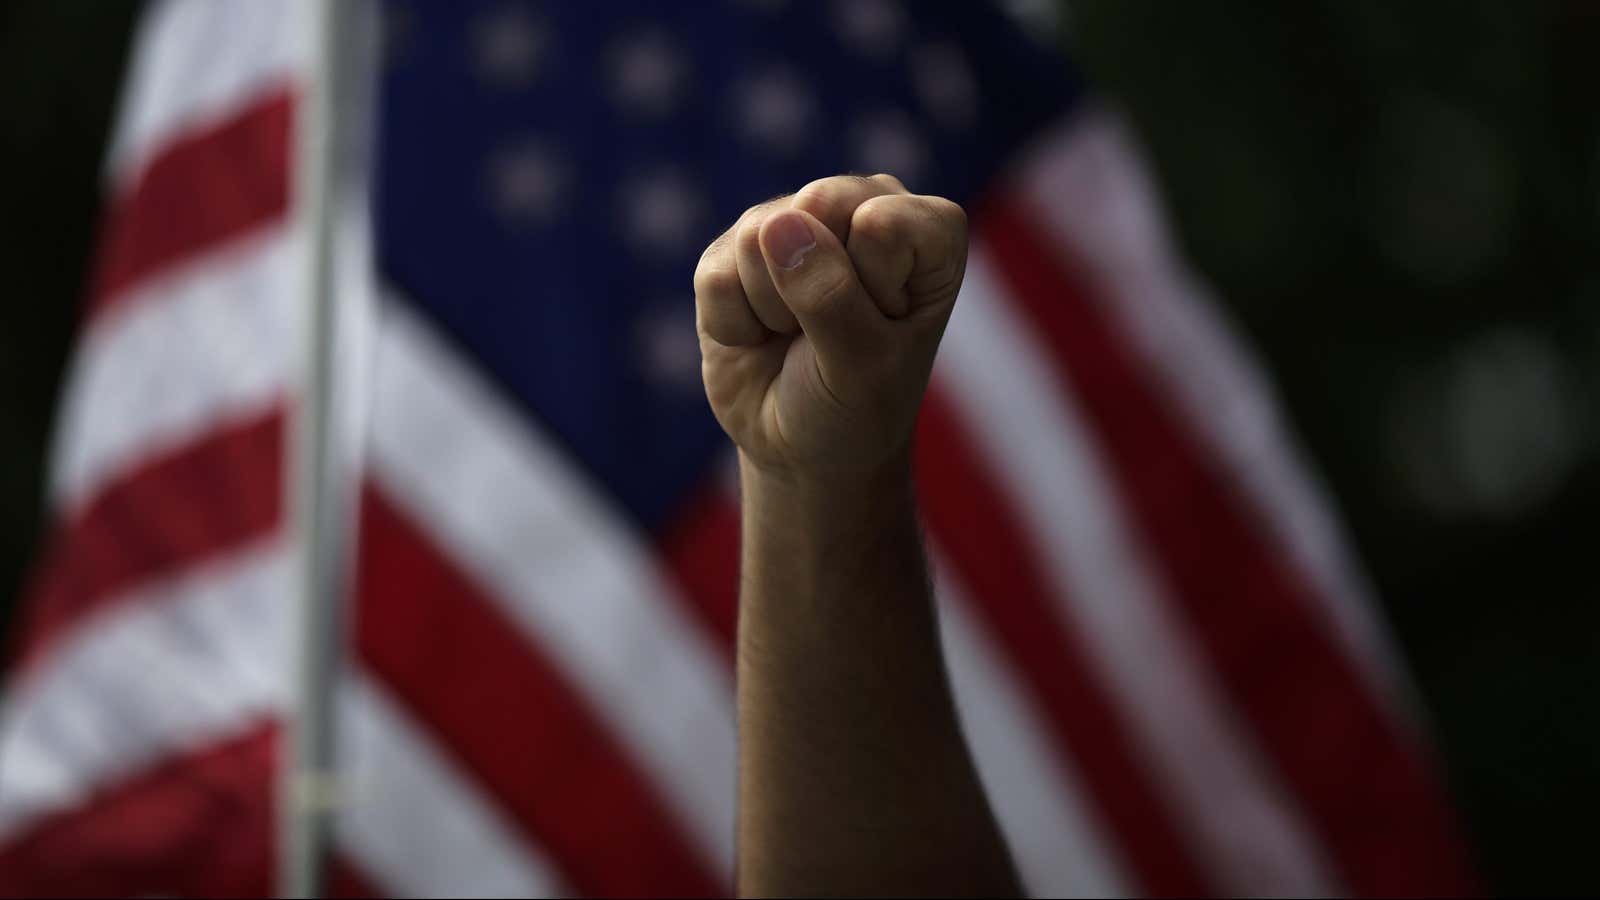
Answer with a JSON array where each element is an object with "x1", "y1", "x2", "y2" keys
[{"x1": 283, "y1": 0, "x2": 357, "y2": 895}]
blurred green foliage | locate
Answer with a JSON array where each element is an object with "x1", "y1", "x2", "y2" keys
[
  {"x1": 1, "y1": 0, "x2": 1595, "y2": 893},
  {"x1": 1070, "y1": 1, "x2": 1600, "y2": 891}
]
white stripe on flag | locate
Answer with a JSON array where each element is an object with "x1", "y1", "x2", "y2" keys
[
  {"x1": 104, "y1": 0, "x2": 299, "y2": 190},
  {"x1": 0, "y1": 538, "x2": 565, "y2": 897},
  {"x1": 369, "y1": 298, "x2": 737, "y2": 876},
  {"x1": 0, "y1": 540, "x2": 286, "y2": 841},
  {"x1": 50, "y1": 189, "x2": 373, "y2": 520},
  {"x1": 1017, "y1": 110, "x2": 1411, "y2": 715},
  {"x1": 931, "y1": 549, "x2": 1131, "y2": 899},
  {"x1": 49, "y1": 229, "x2": 295, "y2": 514},
  {"x1": 337, "y1": 675, "x2": 568, "y2": 899},
  {"x1": 937, "y1": 248, "x2": 1340, "y2": 896}
]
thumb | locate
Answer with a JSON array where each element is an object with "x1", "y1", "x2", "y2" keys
[{"x1": 758, "y1": 208, "x2": 887, "y2": 369}]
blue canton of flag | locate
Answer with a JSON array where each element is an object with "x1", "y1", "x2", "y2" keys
[{"x1": 376, "y1": 0, "x2": 1081, "y2": 529}]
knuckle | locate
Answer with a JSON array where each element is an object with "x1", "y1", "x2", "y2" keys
[
  {"x1": 929, "y1": 195, "x2": 968, "y2": 235},
  {"x1": 915, "y1": 195, "x2": 968, "y2": 262},
  {"x1": 851, "y1": 195, "x2": 911, "y2": 242},
  {"x1": 698, "y1": 312, "x2": 741, "y2": 346},
  {"x1": 692, "y1": 255, "x2": 742, "y2": 301},
  {"x1": 791, "y1": 177, "x2": 847, "y2": 221},
  {"x1": 730, "y1": 207, "x2": 757, "y2": 241},
  {"x1": 736, "y1": 202, "x2": 767, "y2": 227},
  {"x1": 792, "y1": 174, "x2": 875, "y2": 219},
  {"x1": 791, "y1": 174, "x2": 904, "y2": 235},
  {"x1": 736, "y1": 202, "x2": 786, "y2": 258},
  {"x1": 696, "y1": 295, "x2": 764, "y2": 347},
  {"x1": 869, "y1": 172, "x2": 908, "y2": 193},
  {"x1": 731, "y1": 200, "x2": 775, "y2": 237},
  {"x1": 735, "y1": 212, "x2": 766, "y2": 254}
]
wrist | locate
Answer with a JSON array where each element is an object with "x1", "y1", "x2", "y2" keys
[
  {"x1": 738, "y1": 448, "x2": 917, "y2": 554},
  {"x1": 739, "y1": 446, "x2": 914, "y2": 508}
]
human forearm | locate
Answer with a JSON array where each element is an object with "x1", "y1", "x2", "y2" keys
[
  {"x1": 694, "y1": 175, "x2": 1016, "y2": 897},
  {"x1": 736, "y1": 453, "x2": 1018, "y2": 898}
]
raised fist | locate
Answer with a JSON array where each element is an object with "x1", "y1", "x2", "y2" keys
[{"x1": 694, "y1": 174, "x2": 968, "y2": 479}]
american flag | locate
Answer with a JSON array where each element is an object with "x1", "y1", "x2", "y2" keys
[{"x1": 0, "y1": 0, "x2": 1478, "y2": 896}]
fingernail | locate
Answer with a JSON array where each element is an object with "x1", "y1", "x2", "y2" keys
[{"x1": 765, "y1": 211, "x2": 816, "y2": 270}]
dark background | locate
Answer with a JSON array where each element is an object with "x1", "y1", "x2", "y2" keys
[{"x1": 2, "y1": 1, "x2": 1595, "y2": 893}]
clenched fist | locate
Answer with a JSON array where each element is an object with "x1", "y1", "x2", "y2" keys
[
  {"x1": 707, "y1": 176, "x2": 1015, "y2": 896},
  {"x1": 694, "y1": 174, "x2": 967, "y2": 478}
]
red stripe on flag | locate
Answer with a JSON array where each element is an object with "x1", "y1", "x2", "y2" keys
[
  {"x1": 978, "y1": 197, "x2": 1479, "y2": 896},
  {"x1": 0, "y1": 721, "x2": 382, "y2": 899},
  {"x1": 915, "y1": 387, "x2": 1212, "y2": 897},
  {"x1": 12, "y1": 409, "x2": 283, "y2": 670},
  {"x1": 354, "y1": 485, "x2": 727, "y2": 899},
  {"x1": 88, "y1": 87, "x2": 292, "y2": 322},
  {"x1": 657, "y1": 482, "x2": 741, "y2": 659},
  {"x1": 0, "y1": 722, "x2": 279, "y2": 898}
]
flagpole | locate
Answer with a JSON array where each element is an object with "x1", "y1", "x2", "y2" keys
[{"x1": 283, "y1": 0, "x2": 355, "y2": 895}]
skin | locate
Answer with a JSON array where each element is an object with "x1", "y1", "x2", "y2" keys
[{"x1": 694, "y1": 174, "x2": 1021, "y2": 898}]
